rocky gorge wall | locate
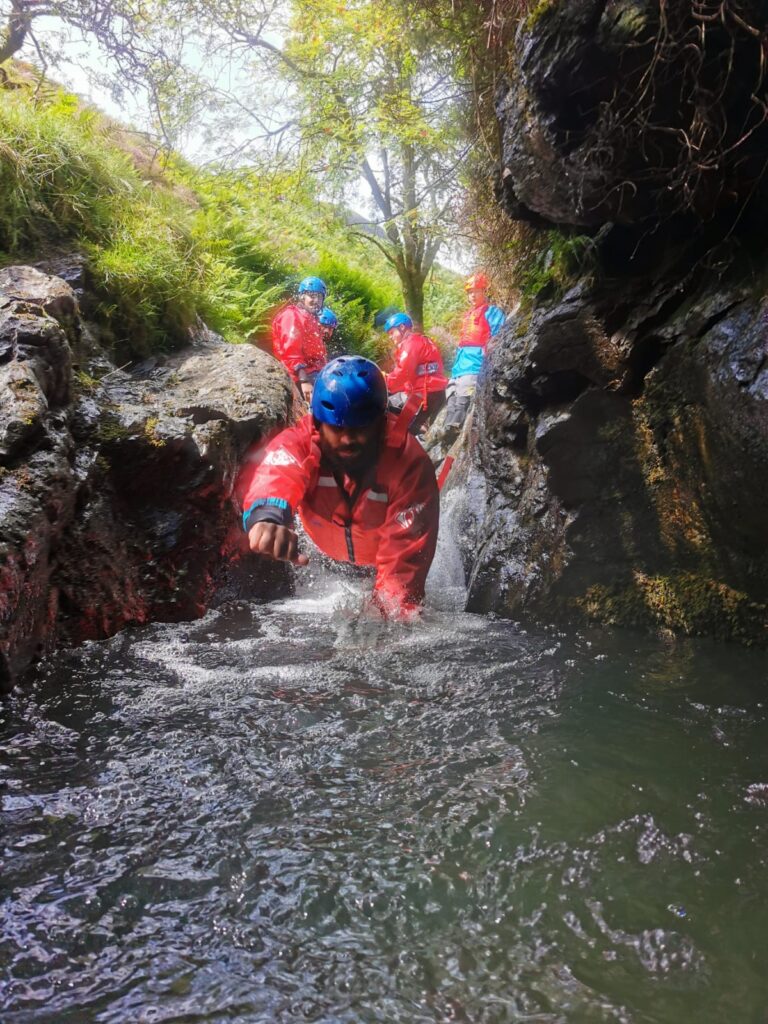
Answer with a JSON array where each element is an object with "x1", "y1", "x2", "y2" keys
[
  {"x1": 458, "y1": 0, "x2": 768, "y2": 643},
  {"x1": 0, "y1": 262, "x2": 294, "y2": 690}
]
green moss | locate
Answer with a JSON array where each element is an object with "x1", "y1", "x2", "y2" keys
[
  {"x1": 525, "y1": 0, "x2": 556, "y2": 31},
  {"x1": 143, "y1": 415, "x2": 165, "y2": 448},
  {"x1": 631, "y1": 397, "x2": 715, "y2": 561},
  {"x1": 514, "y1": 309, "x2": 533, "y2": 337},
  {"x1": 96, "y1": 413, "x2": 172, "y2": 451},
  {"x1": 96, "y1": 414, "x2": 136, "y2": 445},
  {"x1": 75, "y1": 369, "x2": 100, "y2": 392},
  {"x1": 515, "y1": 230, "x2": 595, "y2": 307},
  {"x1": 577, "y1": 572, "x2": 768, "y2": 645}
]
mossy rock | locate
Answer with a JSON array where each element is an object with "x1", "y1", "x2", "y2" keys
[
  {"x1": 577, "y1": 572, "x2": 768, "y2": 645},
  {"x1": 525, "y1": 0, "x2": 557, "y2": 32}
]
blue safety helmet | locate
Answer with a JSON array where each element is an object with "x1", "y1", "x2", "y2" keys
[
  {"x1": 318, "y1": 307, "x2": 338, "y2": 327},
  {"x1": 311, "y1": 356, "x2": 388, "y2": 427},
  {"x1": 298, "y1": 276, "x2": 327, "y2": 297},
  {"x1": 383, "y1": 312, "x2": 413, "y2": 333}
]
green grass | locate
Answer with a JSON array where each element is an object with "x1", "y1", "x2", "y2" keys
[
  {"x1": 0, "y1": 88, "x2": 209, "y2": 357},
  {"x1": 0, "y1": 90, "x2": 132, "y2": 248},
  {"x1": 0, "y1": 79, "x2": 461, "y2": 361},
  {"x1": 187, "y1": 170, "x2": 463, "y2": 355}
]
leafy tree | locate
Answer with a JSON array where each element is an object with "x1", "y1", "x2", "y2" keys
[
  {"x1": 1, "y1": 0, "x2": 473, "y2": 325},
  {"x1": 187, "y1": 0, "x2": 473, "y2": 326},
  {"x1": 1, "y1": 0, "x2": 152, "y2": 81},
  {"x1": 271, "y1": 0, "x2": 471, "y2": 326},
  {"x1": 0, "y1": 0, "x2": 268, "y2": 149}
]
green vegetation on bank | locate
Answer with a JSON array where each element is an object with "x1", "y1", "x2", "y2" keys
[
  {"x1": 0, "y1": 88, "x2": 203, "y2": 355},
  {"x1": 0, "y1": 77, "x2": 463, "y2": 361},
  {"x1": 516, "y1": 230, "x2": 596, "y2": 301}
]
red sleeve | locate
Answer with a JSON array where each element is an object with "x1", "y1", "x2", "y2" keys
[
  {"x1": 272, "y1": 307, "x2": 307, "y2": 383},
  {"x1": 373, "y1": 448, "x2": 439, "y2": 616},
  {"x1": 385, "y1": 335, "x2": 420, "y2": 394},
  {"x1": 238, "y1": 417, "x2": 316, "y2": 528}
]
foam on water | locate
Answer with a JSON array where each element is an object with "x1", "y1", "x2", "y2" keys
[
  {"x1": 272, "y1": 478, "x2": 469, "y2": 620},
  {"x1": 2, "y1": 545, "x2": 768, "y2": 1022}
]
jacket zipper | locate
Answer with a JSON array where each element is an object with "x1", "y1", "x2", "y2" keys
[
  {"x1": 330, "y1": 464, "x2": 376, "y2": 566},
  {"x1": 344, "y1": 524, "x2": 355, "y2": 563}
]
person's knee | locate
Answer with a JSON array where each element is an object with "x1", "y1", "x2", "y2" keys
[{"x1": 446, "y1": 395, "x2": 470, "y2": 428}]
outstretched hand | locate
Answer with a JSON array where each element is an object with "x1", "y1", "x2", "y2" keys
[{"x1": 248, "y1": 522, "x2": 309, "y2": 566}]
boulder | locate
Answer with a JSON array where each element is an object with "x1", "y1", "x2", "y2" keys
[
  {"x1": 462, "y1": 0, "x2": 768, "y2": 643},
  {"x1": 0, "y1": 361, "x2": 47, "y2": 463},
  {"x1": 463, "y1": 269, "x2": 768, "y2": 643},
  {"x1": 0, "y1": 266, "x2": 295, "y2": 689},
  {"x1": 0, "y1": 265, "x2": 79, "y2": 326}
]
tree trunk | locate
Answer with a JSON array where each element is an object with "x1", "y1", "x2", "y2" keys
[
  {"x1": 400, "y1": 268, "x2": 425, "y2": 329},
  {"x1": 358, "y1": 143, "x2": 444, "y2": 330},
  {"x1": 0, "y1": 2, "x2": 29, "y2": 66}
]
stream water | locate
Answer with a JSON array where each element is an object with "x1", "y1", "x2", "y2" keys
[{"x1": 1, "y1": 520, "x2": 768, "y2": 1022}]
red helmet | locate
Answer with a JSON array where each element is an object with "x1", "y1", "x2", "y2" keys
[{"x1": 465, "y1": 271, "x2": 489, "y2": 292}]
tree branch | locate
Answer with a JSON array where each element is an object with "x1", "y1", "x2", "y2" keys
[
  {"x1": 349, "y1": 229, "x2": 401, "y2": 270},
  {"x1": 361, "y1": 157, "x2": 402, "y2": 248}
]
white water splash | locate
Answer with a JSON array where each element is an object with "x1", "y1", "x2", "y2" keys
[
  {"x1": 425, "y1": 486, "x2": 468, "y2": 613},
  {"x1": 271, "y1": 486, "x2": 469, "y2": 618}
]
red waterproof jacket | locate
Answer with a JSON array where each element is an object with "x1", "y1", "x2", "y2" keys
[
  {"x1": 272, "y1": 304, "x2": 327, "y2": 383},
  {"x1": 385, "y1": 330, "x2": 447, "y2": 401},
  {"x1": 239, "y1": 413, "x2": 439, "y2": 614},
  {"x1": 459, "y1": 303, "x2": 493, "y2": 349},
  {"x1": 457, "y1": 301, "x2": 506, "y2": 350}
]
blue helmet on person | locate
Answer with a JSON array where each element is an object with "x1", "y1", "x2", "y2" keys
[
  {"x1": 384, "y1": 312, "x2": 413, "y2": 333},
  {"x1": 298, "y1": 276, "x2": 327, "y2": 297},
  {"x1": 311, "y1": 356, "x2": 388, "y2": 427},
  {"x1": 318, "y1": 307, "x2": 338, "y2": 327}
]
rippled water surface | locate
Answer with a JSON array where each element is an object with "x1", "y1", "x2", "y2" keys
[{"x1": 2, "y1": 575, "x2": 768, "y2": 1023}]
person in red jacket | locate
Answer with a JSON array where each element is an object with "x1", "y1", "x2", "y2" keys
[
  {"x1": 383, "y1": 312, "x2": 447, "y2": 435},
  {"x1": 239, "y1": 356, "x2": 439, "y2": 617},
  {"x1": 443, "y1": 271, "x2": 506, "y2": 437},
  {"x1": 271, "y1": 276, "x2": 328, "y2": 402}
]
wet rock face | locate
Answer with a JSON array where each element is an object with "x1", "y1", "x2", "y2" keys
[
  {"x1": 0, "y1": 267, "x2": 294, "y2": 689},
  {"x1": 0, "y1": 270, "x2": 74, "y2": 464},
  {"x1": 498, "y1": 1, "x2": 768, "y2": 229},
  {"x1": 0, "y1": 265, "x2": 80, "y2": 326},
  {"x1": 464, "y1": 270, "x2": 768, "y2": 642},
  {"x1": 464, "y1": 0, "x2": 768, "y2": 642}
]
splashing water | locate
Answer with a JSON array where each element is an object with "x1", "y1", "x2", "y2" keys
[{"x1": 1, "y1": 536, "x2": 768, "y2": 1022}]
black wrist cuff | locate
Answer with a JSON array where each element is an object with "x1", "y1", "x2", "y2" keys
[{"x1": 243, "y1": 502, "x2": 293, "y2": 533}]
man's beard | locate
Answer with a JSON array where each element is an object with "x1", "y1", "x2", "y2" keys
[{"x1": 321, "y1": 432, "x2": 381, "y2": 477}]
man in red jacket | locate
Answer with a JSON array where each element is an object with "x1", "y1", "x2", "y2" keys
[
  {"x1": 383, "y1": 312, "x2": 447, "y2": 434},
  {"x1": 239, "y1": 356, "x2": 439, "y2": 617},
  {"x1": 271, "y1": 276, "x2": 328, "y2": 402}
]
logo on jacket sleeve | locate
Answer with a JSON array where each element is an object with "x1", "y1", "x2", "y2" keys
[
  {"x1": 264, "y1": 448, "x2": 299, "y2": 467},
  {"x1": 396, "y1": 501, "x2": 427, "y2": 533}
]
